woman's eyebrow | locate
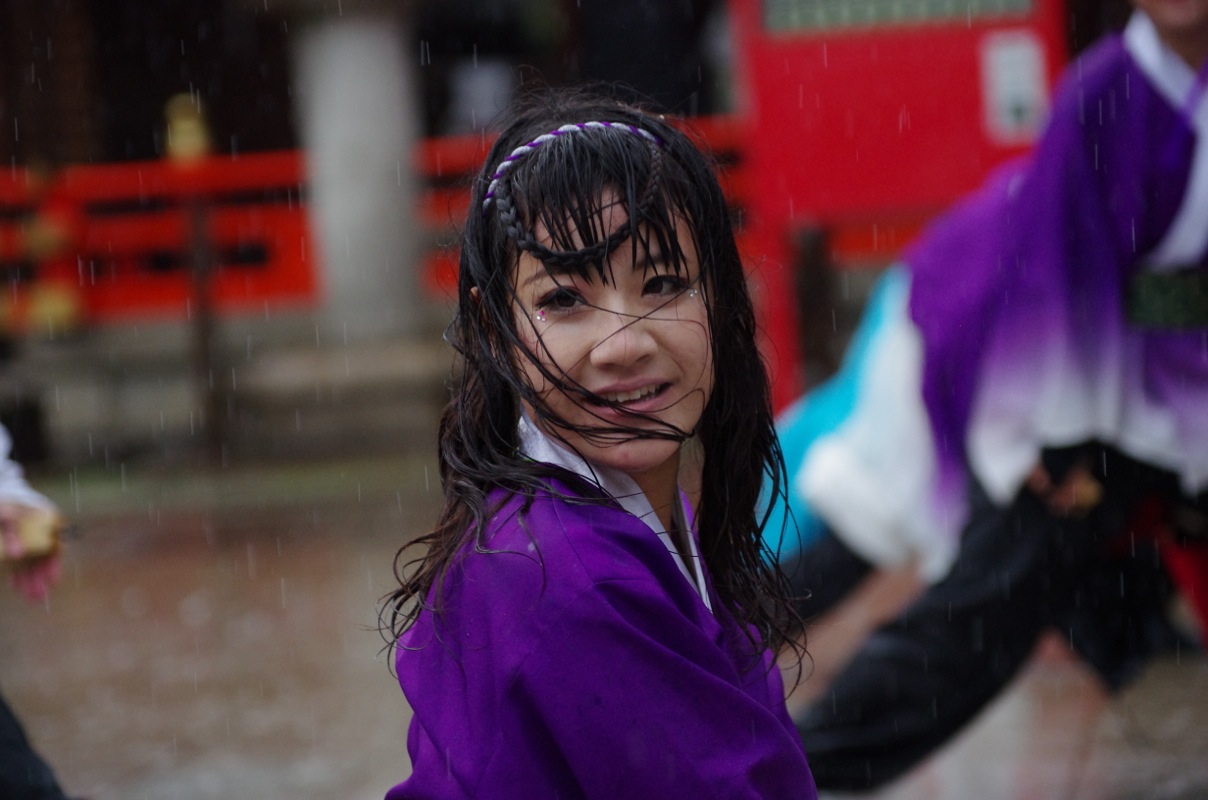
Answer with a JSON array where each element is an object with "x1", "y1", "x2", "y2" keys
[
  {"x1": 521, "y1": 262, "x2": 577, "y2": 290},
  {"x1": 520, "y1": 269, "x2": 552, "y2": 290}
]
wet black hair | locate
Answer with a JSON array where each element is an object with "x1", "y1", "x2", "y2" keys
[{"x1": 385, "y1": 88, "x2": 800, "y2": 664}]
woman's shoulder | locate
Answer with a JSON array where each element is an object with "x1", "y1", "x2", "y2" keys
[
  {"x1": 1035, "y1": 33, "x2": 1165, "y2": 171},
  {"x1": 1050, "y1": 32, "x2": 1133, "y2": 110},
  {"x1": 402, "y1": 478, "x2": 695, "y2": 660},
  {"x1": 473, "y1": 478, "x2": 673, "y2": 588}
]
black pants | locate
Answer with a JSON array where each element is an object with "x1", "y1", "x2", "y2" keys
[
  {"x1": 0, "y1": 689, "x2": 68, "y2": 800},
  {"x1": 795, "y1": 445, "x2": 1195, "y2": 791},
  {"x1": 781, "y1": 527, "x2": 873, "y2": 625}
]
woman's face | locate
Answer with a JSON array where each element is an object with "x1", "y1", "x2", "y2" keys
[{"x1": 512, "y1": 193, "x2": 714, "y2": 491}]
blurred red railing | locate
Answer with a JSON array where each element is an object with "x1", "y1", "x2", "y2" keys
[
  {"x1": 0, "y1": 115, "x2": 756, "y2": 330},
  {"x1": 0, "y1": 151, "x2": 316, "y2": 327}
]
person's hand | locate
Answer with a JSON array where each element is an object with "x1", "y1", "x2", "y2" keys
[
  {"x1": 1026, "y1": 462, "x2": 1103, "y2": 518},
  {"x1": 0, "y1": 502, "x2": 63, "y2": 603}
]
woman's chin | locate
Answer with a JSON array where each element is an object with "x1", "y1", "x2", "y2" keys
[{"x1": 576, "y1": 437, "x2": 682, "y2": 485}]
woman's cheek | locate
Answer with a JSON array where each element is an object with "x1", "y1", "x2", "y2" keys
[{"x1": 515, "y1": 337, "x2": 555, "y2": 398}]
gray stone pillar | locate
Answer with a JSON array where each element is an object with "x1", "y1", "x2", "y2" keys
[{"x1": 291, "y1": 8, "x2": 424, "y2": 341}]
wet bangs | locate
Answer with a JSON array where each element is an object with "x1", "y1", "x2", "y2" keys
[{"x1": 504, "y1": 129, "x2": 693, "y2": 284}]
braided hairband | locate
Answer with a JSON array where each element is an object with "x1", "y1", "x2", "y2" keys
[{"x1": 481, "y1": 121, "x2": 664, "y2": 215}]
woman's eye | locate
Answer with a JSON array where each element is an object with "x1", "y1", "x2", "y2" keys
[
  {"x1": 644, "y1": 274, "x2": 690, "y2": 296},
  {"x1": 536, "y1": 287, "x2": 582, "y2": 312}
]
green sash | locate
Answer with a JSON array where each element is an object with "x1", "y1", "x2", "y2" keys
[{"x1": 1127, "y1": 268, "x2": 1208, "y2": 329}]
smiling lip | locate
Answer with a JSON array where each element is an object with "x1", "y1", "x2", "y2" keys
[{"x1": 588, "y1": 382, "x2": 670, "y2": 413}]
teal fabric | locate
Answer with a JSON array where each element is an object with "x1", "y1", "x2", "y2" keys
[{"x1": 763, "y1": 267, "x2": 906, "y2": 560}]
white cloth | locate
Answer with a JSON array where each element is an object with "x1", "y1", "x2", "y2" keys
[
  {"x1": 798, "y1": 273, "x2": 958, "y2": 581},
  {"x1": 0, "y1": 424, "x2": 52, "y2": 510},
  {"x1": 1126, "y1": 12, "x2": 1208, "y2": 270},
  {"x1": 968, "y1": 12, "x2": 1208, "y2": 506},
  {"x1": 517, "y1": 415, "x2": 711, "y2": 610}
]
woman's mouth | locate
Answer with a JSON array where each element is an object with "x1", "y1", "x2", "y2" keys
[{"x1": 590, "y1": 383, "x2": 669, "y2": 408}]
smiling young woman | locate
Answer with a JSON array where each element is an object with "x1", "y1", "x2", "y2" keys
[{"x1": 382, "y1": 91, "x2": 816, "y2": 800}]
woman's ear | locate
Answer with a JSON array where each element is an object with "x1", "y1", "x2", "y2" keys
[{"x1": 469, "y1": 286, "x2": 489, "y2": 331}]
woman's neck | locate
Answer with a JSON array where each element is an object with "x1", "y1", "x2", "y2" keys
[
  {"x1": 1167, "y1": 35, "x2": 1208, "y2": 72},
  {"x1": 629, "y1": 456, "x2": 681, "y2": 533}
]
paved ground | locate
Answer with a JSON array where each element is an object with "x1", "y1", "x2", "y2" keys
[{"x1": 1, "y1": 451, "x2": 1205, "y2": 799}]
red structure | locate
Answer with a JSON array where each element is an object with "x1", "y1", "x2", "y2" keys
[
  {"x1": 729, "y1": 0, "x2": 1068, "y2": 407},
  {"x1": 0, "y1": 151, "x2": 317, "y2": 328},
  {"x1": 3, "y1": 2, "x2": 1068, "y2": 405}
]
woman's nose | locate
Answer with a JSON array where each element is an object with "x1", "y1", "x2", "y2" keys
[{"x1": 588, "y1": 307, "x2": 657, "y2": 369}]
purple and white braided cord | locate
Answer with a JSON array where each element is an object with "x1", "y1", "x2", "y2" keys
[{"x1": 481, "y1": 121, "x2": 663, "y2": 214}]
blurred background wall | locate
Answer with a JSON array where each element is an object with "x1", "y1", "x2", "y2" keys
[{"x1": 0, "y1": 0, "x2": 1128, "y2": 468}]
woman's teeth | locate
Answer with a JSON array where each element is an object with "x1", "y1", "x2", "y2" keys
[{"x1": 605, "y1": 385, "x2": 660, "y2": 404}]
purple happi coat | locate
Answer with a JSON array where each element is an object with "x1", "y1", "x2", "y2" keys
[
  {"x1": 909, "y1": 11, "x2": 1208, "y2": 512},
  {"x1": 388, "y1": 421, "x2": 815, "y2": 799}
]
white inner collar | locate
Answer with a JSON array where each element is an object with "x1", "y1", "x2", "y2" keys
[
  {"x1": 1124, "y1": 11, "x2": 1208, "y2": 268},
  {"x1": 1124, "y1": 11, "x2": 1196, "y2": 107},
  {"x1": 517, "y1": 415, "x2": 712, "y2": 611}
]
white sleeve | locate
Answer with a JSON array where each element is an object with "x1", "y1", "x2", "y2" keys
[
  {"x1": 0, "y1": 424, "x2": 53, "y2": 509},
  {"x1": 799, "y1": 276, "x2": 959, "y2": 580}
]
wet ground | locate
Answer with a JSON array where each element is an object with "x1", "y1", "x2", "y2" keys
[{"x1": 1, "y1": 451, "x2": 1205, "y2": 800}]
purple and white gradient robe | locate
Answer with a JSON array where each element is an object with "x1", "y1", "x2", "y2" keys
[
  {"x1": 911, "y1": 11, "x2": 1208, "y2": 519},
  {"x1": 796, "y1": 12, "x2": 1208, "y2": 578}
]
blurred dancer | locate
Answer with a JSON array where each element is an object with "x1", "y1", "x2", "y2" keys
[{"x1": 792, "y1": 1, "x2": 1208, "y2": 789}]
